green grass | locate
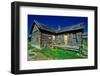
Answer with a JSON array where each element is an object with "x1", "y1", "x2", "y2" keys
[
  {"x1": 28, "y1": 46, "x2": 87, "y2": 60},
  {"x1": 28, "y1": 41, "x2": 87, "y2": 60},
  {"x1": 41, "y1": 48, "x2": 83, "y2": 59}
]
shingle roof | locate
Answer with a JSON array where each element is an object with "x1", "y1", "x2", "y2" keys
[
  {"x1": 57, "y1": 23, "x2": 84, "y2": 33},
  {"x1": 30, "y1": 20, "x2": 84, "y2": 35},
  {"x1": 33, "y1": 20, "x2": 54, "y2": 33}
]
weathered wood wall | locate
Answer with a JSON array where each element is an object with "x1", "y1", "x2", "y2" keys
[
  {"x1": 67, "y1": 32, "x2": 82, "y2": 46},
  {"x1": 31, "y1": 25, "x2": 41, "y2": 48},
  {"x1": 41, "y1": 33, "x2": 52, "y2": 48}
]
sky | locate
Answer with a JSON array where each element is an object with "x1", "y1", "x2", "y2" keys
[{"x1": 28, "y1": 15, "x2": 88, "y2": 35}]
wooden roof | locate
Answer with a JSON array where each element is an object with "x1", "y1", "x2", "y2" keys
[{"x1": 29, "y1": 20, "x2": 84, "y2": 35}]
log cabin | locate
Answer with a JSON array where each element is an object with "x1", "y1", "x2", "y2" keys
[{"x1": 29, "y1": 20, "x2": 85, "y2": 49}]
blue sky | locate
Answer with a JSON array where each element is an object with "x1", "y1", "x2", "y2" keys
[{"x1": 28, "y1": 15, "x2": 88, "y2": 34}]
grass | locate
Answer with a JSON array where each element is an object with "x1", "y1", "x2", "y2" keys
[
  {"x1": 28, "y1": 41, "x2": 87, "y2": 60},
  {"x1": 28, "y1": 44, "x2": 87, "y2": 60},
  {"x1": 41, "y1": 48, "x2": 84, "y2": 59}
]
